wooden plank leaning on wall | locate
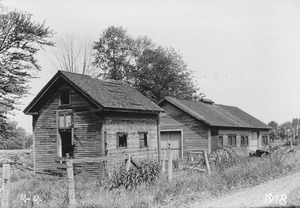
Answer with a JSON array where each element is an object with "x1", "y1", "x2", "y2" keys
[{"x1": 157, "y1": 114, "x2": 161, "y2": 163}]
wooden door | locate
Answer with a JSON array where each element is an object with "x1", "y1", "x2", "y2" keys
[{"x1": 160, "y1": 131, "x2": 182, "y2": 160}]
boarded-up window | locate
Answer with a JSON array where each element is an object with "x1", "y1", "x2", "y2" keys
[
  {"x1": 117, "y1": 133, "x2": 128, "y2": 148},
  {"x1": 60, "y1": 91, "x2": 70, "y2": 105},
  {"x1": 59, "y1": 115, "x2": 65, "y2": 128},
  {"x1": 228, "y1": 135, "x2": 237, "y2": 146},
  {"x1": 59, "y1": 113, "x2": 73, "y2": 128},
  {"x1": 65, "y1": 115, "x2": 72, "y2": 127},
  {"x1": 139, "y1": 132, "x2": 148, "y2": 148},
  {"x1": 241, "y1": 135, "x2": 249, "y2": 146},
  {"x1": 218, "y1": 135, "x2": 223, "y2": 146}
]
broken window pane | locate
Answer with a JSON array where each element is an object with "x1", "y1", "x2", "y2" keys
[
  {"x1": 139, "y1": 132, "x2": 148, "y2": 148},
  {"x1": 118, "y1": 133, "x2": 127, "y2": 148},
  {"x1": 60, "y1": 91, "x2": 70, "y2": 105}
]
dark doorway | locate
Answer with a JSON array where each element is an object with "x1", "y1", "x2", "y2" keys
[{"x1": 60, "y1": 130, "x2": 73, "y2": 157}]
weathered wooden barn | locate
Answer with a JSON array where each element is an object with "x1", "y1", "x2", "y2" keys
[
  {"x1": 24, "y1": 71, "x2": 163, "y2": 177},
  {"x1": 159, "y1": 97, "x2": 271, "y2": 158}
]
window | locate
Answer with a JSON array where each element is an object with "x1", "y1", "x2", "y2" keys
[
  {"x1": 262, "y1": 136, "x2": 269, "y2": 145},
  {"x1": 228, "y1": 135, "x2": 237, "y2": 146},
  {"x1": 139, "y1": 132, "x2": 148, "y2": 148},
  {"x1": 218, "y1": 135, "x2": 223, "y2": 146},
  {"x1": 117, "y1": 132, "x2": 128, "y2": 148},
  {"x1": 59, "y1": 113, "x2": 73, "y2": 128},
  {"x1": 241, "y1": 135, "x2": 249, "y2": 146},
  {"x1": 60, "y1": 91, "x2": 70, "y2": 105}
]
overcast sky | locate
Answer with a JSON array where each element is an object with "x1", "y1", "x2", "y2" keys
[{"x1": 3, "y1": 0, "x2": 300, "y2": 133}]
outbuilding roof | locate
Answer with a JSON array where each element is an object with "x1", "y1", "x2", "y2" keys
[
  {"x1": 24, "y1": 71, "x2": 163, "y2": 114},
  {"x1": 159, "y1": 97, "x2": 271, "y2": 130}
]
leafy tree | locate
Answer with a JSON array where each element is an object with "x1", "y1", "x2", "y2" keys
[
  {"x1": 279, "y1": 121, "x2": 293, "y2": 140},
  {"x1": 93, "y1": 26, "x2": 134, "y2": 80},
  {"x1": 0, "y1": 120, "x2": 32, "y2": 149},
  {"x1": 0, "y1": 5, "x2": 54, "y2": 138},
  {"x1": 268, "y1": 121, "x2": 279, "y2": 141},
  {"x1": 93, "y1": 26, "x2": 198, "y2": 102},
  {"x1": 51, "y1": 34, "x2": 96, "y2": 76},
  {"x1": 132, "y1": 46, "x2": 197, "y2": 102}
]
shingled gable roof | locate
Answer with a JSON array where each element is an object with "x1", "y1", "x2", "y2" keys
[
  {"x1": 159, "y1": 97, "x2": 271, "y2": 130},
  {"x1": 24, "y1": 71, "x2": 163, "y2": 114}
]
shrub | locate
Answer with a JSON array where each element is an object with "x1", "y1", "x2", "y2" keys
[
  {"x1": 210, "y1": 147, "x2": 238, "y2": 171},
  {"x1": 108, "y1": 160, "x2": 160, "y2": 190}
]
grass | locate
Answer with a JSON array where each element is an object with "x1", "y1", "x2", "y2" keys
[
  {"x1": 5, "y1": 147, "x2": 300, "y2": 208},
  {"x1": 287, "y1": 187, "x2": 300, "y2": 207}
]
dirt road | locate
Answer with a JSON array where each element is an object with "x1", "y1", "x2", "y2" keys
[{"x1": 191, "y1": 171, "x2": 300, "y2": 208}]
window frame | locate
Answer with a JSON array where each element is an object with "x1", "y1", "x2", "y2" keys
[
  {"x1": 218, "y1": 135, "x2": 223, "y2": 146},
  {"x1": 139, "y1": 131, "x2": 148, "y2": 148},
  {"x1": 240, "y1": 135, "x2": 249, "y2": 147},
  {"x1": 116, "y1": 132, "x2": 128, "y2": 148},
  {"x1": 228, "y1": 135, "x2": 237, "y2": 146},
  {"x1": 57, "y1": 110, "x2": 74, "y2": 157},
  {"x1": 262, "y1": 135, "x2": 269, "y2": 145},
  {"x1": 59, "y1": 90, "x2": 71, "y2": 106},
  {"x1": 58, "y1": 113, "x2": 73, "y2": 129}
]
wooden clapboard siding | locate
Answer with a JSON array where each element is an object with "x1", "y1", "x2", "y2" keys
[
  {"x1": 104, "y1": 113, "x2": 158, "y2": 171},
  {"x1": 34, "y1": 92, "x2": 59, "y2": 173},
  {"x1": 160, "y1": 103, "x2": 209, "y2": 158},
  {"x1": 34, "y1": 83, "x2": 159, "y2": 177},
  {"x1": 33, "y1": 83, "x2": 102, "y2": 176}
]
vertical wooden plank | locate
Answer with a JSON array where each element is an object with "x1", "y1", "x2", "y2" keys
[
  {"x1": 2, "y1": 164, "x2": 10, "y2": 208},
  {"x1": 101, "y1": 116, "x2": 106, "y2": 156},
  {"x1": 125, "y1": 154, "x2": 131, "y2": 171},
  {"x1": 157, "y1": 114, "x2": 161, "y2": 163},
  {"x1": 167, "y1": 140, "x2": 172, "y2": 181},
  {"x1": 208, "y1": 129, "x2": 211, "y2": 154},
  {"x1": 33, "y1": 129, "x2": 36, "y2": 175},
  {"x1": 66, "y1": 160, "x2": 76, "y2": 208},
  {"x1": 203, "y1": 149, "x2": 211, "y2": 175},
  {"x1": 56, "y1": 111, "x2": 62, "y2": 157},
  {"x1": 180, "y1": 130, "x2": 183, "y2": 159}
]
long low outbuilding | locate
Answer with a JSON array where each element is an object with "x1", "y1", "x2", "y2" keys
[{"x1": 159, "y1": 97, "x2": 271, "y2": 158}]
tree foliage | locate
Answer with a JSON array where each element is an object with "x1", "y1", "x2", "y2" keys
[
  {"x1": 132, "y1": 46, "x2": 196, "y2": 102},
  {"x1": 0, "y1": 120, "x2": 32, "y2": 149},
  {"x1": 93, "y1": 26, "x2": 134, "y2": 80},
  {"x1": 268, "y1": 121, "x2": 279, "y2": 141},
  {"x1": 279, "y1": 121, "x2": 293, "y2": 139},
  {"x1": 93, "y1": 26, "x2": 197, "y2": 102},
  {"x1": 0, "y1": 6, "x2": 54, "y2": 138}
]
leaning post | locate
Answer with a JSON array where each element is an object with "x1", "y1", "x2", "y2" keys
[
  {"x1": 66, "y1": 159, "x2": 76, "y2": 208},
  {"x1": 203, "y1": 149, "x2": 211, "y2": 175},
  {"x1": 2, "y1": 164, "x2": 10, "y2": 208},
  {"x1": 125, "y1": 154, "x2": 131, "y2": 171}
]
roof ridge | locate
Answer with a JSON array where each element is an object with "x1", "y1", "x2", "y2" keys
[
  {"x1": 59, "y1": 70, "x2": 92, "y2": 77},
  {"x1": 162, "y1": 96, "x2": 270, "y2": 130},
  {"x1": 59, "y1": 70, "x2": 129, "y2": 84}
]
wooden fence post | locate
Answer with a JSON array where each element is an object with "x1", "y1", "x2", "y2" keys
[
  {"x1": 203, "y1": 149, "x2": 211, "y2": 175},
  {"x1": 125, "y1": 154, "x2": 131, "y2": 171},
  {"x1": 66, "y1": 160, "x2": 76, "y2": 208},
  {"x1": 2, "y1": 164, "x2": 10, "y2": 208},
  {"x1": 167, "y1": 140, "x2": 172, "y2": 181}
]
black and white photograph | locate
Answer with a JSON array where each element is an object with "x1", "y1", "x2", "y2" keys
[{"x1": 1, "y1": 0, "x2": 300, "y2": 207}]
